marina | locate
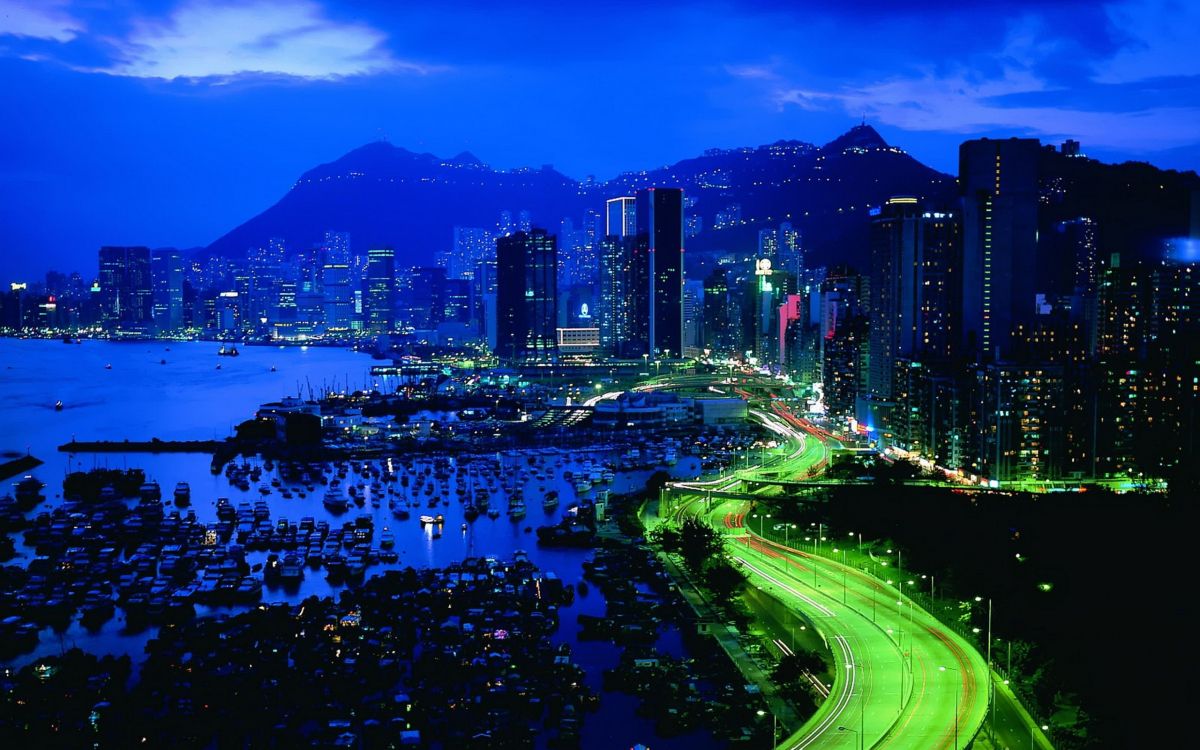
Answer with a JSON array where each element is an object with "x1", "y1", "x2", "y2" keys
[{"x1": 0, "y1": 339, "x2": 751, "y2": 749}]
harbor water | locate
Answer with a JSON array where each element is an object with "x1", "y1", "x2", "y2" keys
[{"x1": 0, "y1": 338, "x2": 717, "y2": 749}]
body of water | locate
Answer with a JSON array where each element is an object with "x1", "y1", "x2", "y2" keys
[{"x1": 0, "y1": 338, "x2": 718, "y2": 749}]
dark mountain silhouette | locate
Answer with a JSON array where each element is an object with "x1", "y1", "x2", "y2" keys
[
  {"x1": 204, "y1": 125, "x2": 1197, "y2": 272},
  {"x1": 204, "y1": 125, "x2": 954, "y2": 270}
]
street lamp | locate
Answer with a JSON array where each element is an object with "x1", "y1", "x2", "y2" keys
[
  {"x1": 939, "y1": 665, "x2": 960, "y2": 750},
  {"x1": 784, "y1": 523, "x2": 796, "y2": 550},
  {"x1": 1031, "y1": 723, "x2": 1049, "y2": 750},
  {"x1": 838, "y1": 725, "x2": 861, "y2": 750},
  {"x1": 756, "y1": 709, "x2": 776, "y2": 748}
]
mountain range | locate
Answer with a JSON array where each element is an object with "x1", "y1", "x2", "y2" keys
[{"x1": 205, "y1": 125, "x2": 1199, "y2": 272}]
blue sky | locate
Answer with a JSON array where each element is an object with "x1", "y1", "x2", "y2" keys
[{"x1": 1, "y1": 0, "x2": 1197, "y2": 280}]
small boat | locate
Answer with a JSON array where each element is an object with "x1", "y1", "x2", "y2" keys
[
  {"x1": 160, "y1": 359, "x2": 166, "y2": 365},
  {"x1": 418, "y1": 514, "x2": 436, "y2": 525},
  {"x1": 104, "y1": 363, "x2": 112, "y2": 370},
  {"x1": 217, "y1": 345, "x2": 240, "y2": 357},
  {"x1": 270, "y1": 365, "x2": 277, "y2": 372},
  {"x1": 216, "y1": 364, "x2": 221, "y2": 370},
  {"x1": 461, "y1": 523, "x2": 468, "y2": 532},
  {"x1": 173, "y1": 482, "x2": 190, "y2": 505},
  {"x1": 54, "y1": 400, "x2": 63, "y2": 411}
]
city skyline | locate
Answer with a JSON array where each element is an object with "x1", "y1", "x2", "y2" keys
[{"x1": 2, "y1": 0, "x2": 1199, "y2": 280}]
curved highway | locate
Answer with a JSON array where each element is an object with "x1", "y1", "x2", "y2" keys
[{"x1": 654, "y1": 373, "x2": 994, "y2": 749}]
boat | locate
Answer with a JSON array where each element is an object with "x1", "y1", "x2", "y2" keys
[
  {"x1": 418, "y1": 514, "x2": 436, "y2": 525},
  {"x1": 487, "y1": 507, "x2": 500, "y2": 519},
  {"x1": 160, "y1": 359, "x2": 166, "y2": 365},
  {"x1": 270, "y1": 365, "x2": 277, "y2": 372},
  {"x1": 574, "y1": 480, "x2": 591, "y2": 493},
  {"x1": 54, "y1": 400, "x2": 63, "y2": 411},
  {"x1": 543, "y1": 491, "x2": 559, "y2": 511},
  {"x1": 173, "y1": 482, "x2": 191, "y2": 505},
  {"x1": 508, "y1": 501, "x2": 526, "y2": 521},
  {"x1": 139, "y1": 481, "x2": 161, "y2": 501},
  {"x1": 217, "y1": 345, "x2": 240, "y2": 357},
  {"x1": 323, "y1": 489, "x2": 349, "y2": 513},
  {"x1": 104, "y1": 363, "x2": 112, "y2": 370}
]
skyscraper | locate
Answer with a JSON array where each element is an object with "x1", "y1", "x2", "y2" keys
[
  {"x1": 635, "y1": 187, "x2": 685, "y2": 358},
  {"x1": 598, "y1": 234, "x2": 634, "y2": 353},
  {"x1": 959, "y1": 138, "x2": 1040, "y2": 361},
  {"x1": 702, "y1": 267, "x2": 732, "y2": 353},
  {"x1": 606, "y1": 197, "x2": 635, "y2": 238},
  {"x1": 151, "y1": 248, "x2": 184, "y2": 332},
  {"x1": 867, "y1": 198, "x2": 960, "y2": 398},
  {"x1": 495, "y1": 229, "x2": 557, "y2": 362},
  {"x1": 98, "y1": 246, "x2": 153, "y2": 331},
  {"x1": 366, "y1": 247, "x2": 396, "y2": 334}
]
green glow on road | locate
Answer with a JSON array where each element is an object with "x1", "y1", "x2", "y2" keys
[{"x1": 655, "y1": 374, "x2": 996, "y2": 749}]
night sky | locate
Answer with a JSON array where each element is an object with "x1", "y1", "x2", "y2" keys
[{"x1": 1, "y1": 0, "x2": 1197, "y2": 281}]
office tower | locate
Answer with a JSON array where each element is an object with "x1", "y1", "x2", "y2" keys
[
  {"x1": 779, "y1": 222, "x2": 803, "y2": 278},
  {"x1": 606, "y1": 197, "x2": 636, "y2": 237},
  {"x1": 273, "y1": 281, "x2": 298, "y2": 338},
  {"x1": 398, "y1": 267, "x2": 447, "y2": 330},
  {"x1": 151, "y1": 248, "x2": 184, "y2": 332},
  {"x1": 518, "y1": 210, "x2": 532, "y2": 233},
  {"x1": 443, "y1": 279, "x2": 472, "y2": 325},
  {"x1": 495, "y1": 229, "x2": 557, "y2": 362},
  {"x1": 867, "y1": 198, "x2": 960, "y2": 398},
  {"x1": 959, "y1": 137, "x2": 1040, "y2": 360},
  {"x1": 635, "y1": 187, "x2": 685, "y2": 358},
  {"x1": 702, "y1": 267, "x2": 732, "y2": 353},
  {"x1": 321, "y1": 263, "x2": 354, "y2": 331},
  {"x1": 598, "y1": 235, "x2": 635, "y2": 353},
  {"x1": 365, "y1": 247, "x2": 396, "y2": 334},
  {"x1": 474, "y1": 258, "x2": 499, "y2": 350},
  {"x1": 820, "y1": 268, "x2": 869, "y2": 418},
  {"x1": 683, "y1": 279, "x2": 704, "y2": 355},
  {"x1": 98, "y1": 246, "x2": 153, "y2": 330},
  {"x1": 248, "y1": 239, "x2": 287, "y2": 333}
]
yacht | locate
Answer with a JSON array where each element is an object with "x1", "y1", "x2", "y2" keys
[
  {"x1": 323, "y1": 488, "x2": 349, "y2": 513},
  {"x1": 173, "y1": 482, "x2": 191, "y2": 505}
]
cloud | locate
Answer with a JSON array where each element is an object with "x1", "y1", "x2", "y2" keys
[
  {"x1": 1094, "y1": 0, "x2": 1200, "y2": 83},
  {"x1": 91, "y1": 0, "x2": 429, "y2": 81},
  {"x1": 0, "y1": 0, "x2": 84, "y2": 42},
  {"x1": 756, "y1": 2, "x2": 1200, "y2": 155},
  {"x1": 792, "y1": 68, "x2": 1200, "y2": 151}
]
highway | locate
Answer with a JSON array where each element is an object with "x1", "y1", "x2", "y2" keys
[{"x1": 652, "y1": 372, "x2": 1000, "y2": 749}]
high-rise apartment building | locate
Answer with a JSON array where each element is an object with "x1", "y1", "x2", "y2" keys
[
  {"x1": 959, "y1": 137, "x2": 1040, "y2": 360},
  {"x1": 867, "y1": 198, "x2": 960, "y2": 398}
]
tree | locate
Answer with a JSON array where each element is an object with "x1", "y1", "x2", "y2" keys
[
  {"x1": 702, "y1": 557, "x2": 746, "y2": 599},
  {"x1": 678, "y1": 516, "x2": 723, "y2": 572}
]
